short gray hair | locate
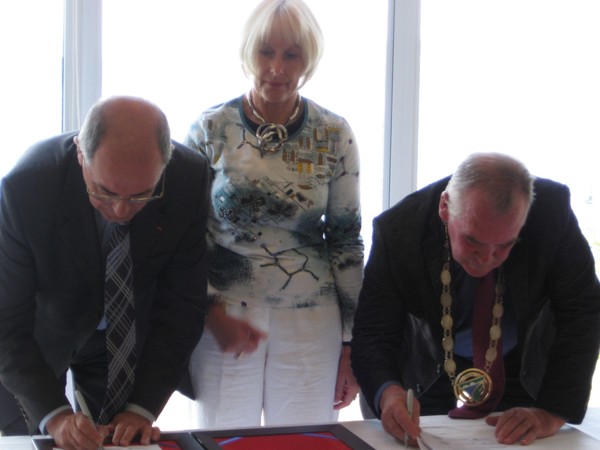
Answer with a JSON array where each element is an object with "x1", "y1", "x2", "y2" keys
[
  {"x1": 77, "y1": 96, "x2": 172, "y2": 164},
  {"x1": 445, "y1": 152, "x2": 535, "y2": 218}
]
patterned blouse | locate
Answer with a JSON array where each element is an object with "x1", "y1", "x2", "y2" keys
[{"x1": 185, "y1": 95, "x2": 363, "y2": 340}]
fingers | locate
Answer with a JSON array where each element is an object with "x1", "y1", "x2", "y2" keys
[
  {"x1": 109, "y1": 412, "x2": 155, "y2": 447},
  {"x1": 137, "y1": 425, "x2": 161, "y2": 445},
  {"x1": 110, "y1": 421, "x2": 135, "y2": 446},
  {"x1": 492, "y1": 408, "x2": 539, "y2": 445},
  {"x1": 381, "y1": 407, "x2": 419, "y2": 443},
  {"x1": 50, "y1": 412, "x2": 105, "y2": 450},
  {"x1": 491, "y1": 407, "x2": 566, "y2": 445},
  {"x1": 380, "y1": 394, "x2": 420, "y2": 443},
  {"x1": 234, "y1": 326, "x2": 267, "y2": 358},
  {"x1": 334, "y1": 382, "x2": 359, "y2": 410}
]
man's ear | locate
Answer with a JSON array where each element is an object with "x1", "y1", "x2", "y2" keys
[
  {"x1": 439, "y1": 191, "x2": 450, "y2": 223},
  {"x1": 74, "y1": 137, "x2": 84, "y2": 166}
]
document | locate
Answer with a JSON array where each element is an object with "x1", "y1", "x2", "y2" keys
[
  {"x1": 414, "y1": 419, "x2": 595, "y2": 450},
  {"x1": 417, "y1": 426, "x2": 507, "y2": 450}
]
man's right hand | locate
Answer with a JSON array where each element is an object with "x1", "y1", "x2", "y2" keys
[
  {"x1": 46, "y1": 410, "x2": 109, "y2": 450},
  {"x1": 379, "y1": 385, "x2": 421, "y2": 446}
]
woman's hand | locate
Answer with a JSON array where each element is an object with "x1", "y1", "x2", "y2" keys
[
  {"x1": 333, "y1": 345, "x2": 360, "y2": 410},
  {"x1": 206, "y1": 305, "x2": 267, "y2": 356}
]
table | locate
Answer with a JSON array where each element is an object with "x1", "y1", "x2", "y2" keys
[
  {"x1": 344, "y1": 410, "x2": 600, "y2": 449},
  {"x1": 3, "y1": 408, "x2": 599, "y2": 449}
]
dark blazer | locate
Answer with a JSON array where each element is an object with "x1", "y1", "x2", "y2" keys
[
  {"x1": 0, "y1": 133, "x2": 211, "y2": 432},
  {"x1": 352, "y1": 176, "x2": 600, "y2": 424}
]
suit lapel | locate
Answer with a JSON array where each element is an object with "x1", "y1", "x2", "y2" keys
[
  {"x1": 129, "y1": 199, "x2": 166, "y2": 264},
  {"x1": 57, "y1": 152, "x2": 104, "y2": 300},
  {"x1": 504, "y1": 239, "x2": 529, "y2": 334},
  {"x1": 423, "y1": 216, "x2": 446, "y2": 319}
]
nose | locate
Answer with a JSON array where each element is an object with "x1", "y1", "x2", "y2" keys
[
  {"x1": 111, "y1": 199, "x2": 133, "y2": 220},
  {"x1": 270, "y1": 56, "x2": 285, "y2": 75},
  {"x1": 476, "y1": 246, "x2": 496, "y2": 266}
]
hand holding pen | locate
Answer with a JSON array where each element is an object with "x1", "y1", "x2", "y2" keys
[
  {"x1": 63, "y1": 389, "x2": 107, "y2": 450},
  {"x1": 45, "y1": 397, "x2": 108, "y2": 450},
  {"x1": 378, "y1": 384, "x2": 421, "y2": 446}
]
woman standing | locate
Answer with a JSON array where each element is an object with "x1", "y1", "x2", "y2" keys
[{"x1": 185, "y1": 0, "x2": 363, "y2": 427}]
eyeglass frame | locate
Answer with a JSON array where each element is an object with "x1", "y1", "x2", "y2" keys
[{"x1": 85, "y1": 171, "x2": 166, "y2": 204}]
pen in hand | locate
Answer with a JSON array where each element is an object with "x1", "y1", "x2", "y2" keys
[
  {"x1": 75, "y1": 389, "x2": 95, "y2": 423},
  {"x1": 75, "y1": 389, "x2": 104, "y2": 449},
  {"x1": 404, "y1": 388, "x2": 414, "y2": 448}
]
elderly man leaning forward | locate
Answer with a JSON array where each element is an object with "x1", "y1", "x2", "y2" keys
[{"x1": 352, "y1": 152, "x2": 600, "y2": 446}]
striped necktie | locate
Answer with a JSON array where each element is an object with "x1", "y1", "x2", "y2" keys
[{"x1": 99, "y1": 223, "x2": 137, "y2": 424}]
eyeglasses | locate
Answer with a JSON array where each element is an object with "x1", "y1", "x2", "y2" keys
[{"x1": 86, "y1": 172, "x2": 166, "y2": 204}]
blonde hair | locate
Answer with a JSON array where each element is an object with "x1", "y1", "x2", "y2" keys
[{"x1": 240, "y1": 0, "x2": 324, "y2": 88}]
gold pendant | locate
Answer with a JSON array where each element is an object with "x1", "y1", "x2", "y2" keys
[{"x1": 453, "y1": 368, "x2": 493, "y2": 406}]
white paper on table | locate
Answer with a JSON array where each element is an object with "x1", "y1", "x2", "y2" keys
[{"x1": 416, "y1": 426, "x2": 507, "y2": 450}]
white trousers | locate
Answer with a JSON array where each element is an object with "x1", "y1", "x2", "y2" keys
[{"x1": 188, "y1": 303, "x2": 342, "y2": 428}]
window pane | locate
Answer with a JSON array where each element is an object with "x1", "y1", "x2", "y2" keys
[
  {"x1": 0, "y1": 1, "x2": 63, "y2": 176},
  {"x1": 418, "y1": 0, "x2": 600, "y2": 271}
]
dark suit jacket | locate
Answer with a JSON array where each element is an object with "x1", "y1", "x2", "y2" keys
[
  {"x1": 0, "y1": 132, "x2": 210, "y2": 432},
  {"x1": 352, "y1": 176, "x2": 600, "y2": 423}
]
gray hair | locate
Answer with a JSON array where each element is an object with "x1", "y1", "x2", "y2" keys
[
  {"x1": 77, "y1": 96, "x2": 172, "y2": 164},
  {"x1": 240, "y1": 0, "x2": 324, "y2": 89},
  {"x1": 445, "y1": 152, "x2": 535, "y2": 218}
]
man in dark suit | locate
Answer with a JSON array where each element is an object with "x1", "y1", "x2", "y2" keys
[
  {"x1": 0, "y1": 96, "x2": 210, "y2": 449},
  {"x1": 352, "y1": 153, "x2": 600, "y2": 446}
]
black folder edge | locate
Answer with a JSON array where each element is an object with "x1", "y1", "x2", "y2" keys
[{"x1": 32, "y1": 423, "x2": 375, "y2": 449}]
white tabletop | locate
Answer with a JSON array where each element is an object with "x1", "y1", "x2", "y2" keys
[
  {"x1": 3, "y1": 408, "x2": 599, "y2": 449},
  {"x1": 344, "y1": 411, "x2": 600, "y2": 449}
]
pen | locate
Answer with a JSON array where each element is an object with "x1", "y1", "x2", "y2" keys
[
  {"x1": 75, "y1": 390, "x2": 104, "y2": 449},
  {"x1": 404, "y1": 388, "x2": 414, "y2": 448},
  {"x1": 75, "y1": 389, "x2": 94, "y2": 422}
]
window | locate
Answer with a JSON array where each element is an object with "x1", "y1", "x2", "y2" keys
[
  {"x1": 417, "y1": 0, "x2": 600, "y2": 274},
  {"x1": 0, "y1": 1, "x2": 63, "y2": 176},
  {"x1": 416, "y1": 0, "x2": 600, "y2": 406}
]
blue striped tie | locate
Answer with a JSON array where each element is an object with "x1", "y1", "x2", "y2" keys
[{"x1": 99, "y1": 223, "x2": 136, "y2": 424}]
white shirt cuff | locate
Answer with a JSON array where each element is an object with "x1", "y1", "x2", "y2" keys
[
  {"x1": 39, "y1": 405, "x2": 73, "y2": 434},
  {"x1": 124, "y1": 403, "x2": 156, "y2": 423}
]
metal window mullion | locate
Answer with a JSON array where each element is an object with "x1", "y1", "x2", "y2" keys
[
  {"x1": 384, "y1": 0, "x2": 421, "y2": 208},
  {"x1": 63, "y1": 0, "x2": 102, "y2": 133}
]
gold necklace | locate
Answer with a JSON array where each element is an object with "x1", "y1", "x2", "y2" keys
[
  {"x1": 441, "y1": 223, "x2": 505, "y2": 406},
  {"x1": 246, "y1": 92, "x2": 301, "y2": 157}
]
